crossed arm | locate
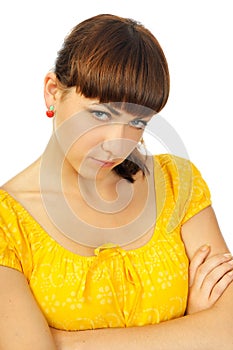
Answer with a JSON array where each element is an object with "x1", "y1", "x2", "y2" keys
[{"x1": 1, "y1": 206, "x2": 233, "y2": 350}]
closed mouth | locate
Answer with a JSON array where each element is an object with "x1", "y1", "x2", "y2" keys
[{"x1": 90, "y1": 157, "x2": 117, "y2": 167}]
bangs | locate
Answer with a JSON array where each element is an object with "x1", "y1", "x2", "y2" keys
[{"x1": 55, "y1": 14, "x2": 169, "y2": 115}]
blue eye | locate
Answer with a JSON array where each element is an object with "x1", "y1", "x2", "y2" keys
[
  {"x1": 91, "y1": 110, "x2": 111, "y2": 121},
  {"x1": 129, "y1": 119, "x2": 148, "y2": 129}
]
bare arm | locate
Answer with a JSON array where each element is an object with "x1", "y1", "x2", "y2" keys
[
  {"x1": 51, "y1": 206, "x2": 233, "y2": 350},
  {"x1": 0, "y1": 266, "x2": 57, "y2": 350}
]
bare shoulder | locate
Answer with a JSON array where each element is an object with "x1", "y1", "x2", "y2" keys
[
  {"x1": 1, "y1": 158, "x2": 41, "y2": 200},
  {"x1": 0, "y1": 157, "x2": 48, "y2": 235}
]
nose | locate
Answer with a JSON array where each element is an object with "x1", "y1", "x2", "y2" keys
[{"x1": 101, "y1": 124, "x2": 137, "y2": 158}]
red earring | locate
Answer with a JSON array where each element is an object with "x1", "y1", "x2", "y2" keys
[{"x1": 46, "y1": 105, "x2": 55, "y2": 118}]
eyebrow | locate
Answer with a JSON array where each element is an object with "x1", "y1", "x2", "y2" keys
[
  {"x1": 90, "y1": 103, "x2": 154, "y2": 120},
  {"x1": 90, "y1": 103, "x2": 121, "y2": 116}
]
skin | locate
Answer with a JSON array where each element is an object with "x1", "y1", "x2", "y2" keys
[
  {"x1": 0, "y1": 73, "x2": 233, "y2": 349},
  {"x1": 45, "y1": 73, "x2": 150, "y2": 186},
  {"x1": 51, "y1": 209, "x2": 233, "y2": 350}
]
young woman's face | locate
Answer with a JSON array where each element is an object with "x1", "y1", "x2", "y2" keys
[{"x1": 53, "y1": 89, "x2": 152, "y2": 179}]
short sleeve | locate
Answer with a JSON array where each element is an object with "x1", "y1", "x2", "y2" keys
[
  {"x1": 154, "y1": 154, "x2": 212, "y2": 232},
  {"x1": 0, "y1": 191, "x2": 32, "y2": 276},
  {"x1": 181, "y1": 161, "x2": 212, "y2": 225},
  {"x1": 0, "y1": 226, "x2": 23, "y2": 272}
]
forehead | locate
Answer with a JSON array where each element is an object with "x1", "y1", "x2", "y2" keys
[{"x1": 65, "y1": 90, "x2": 156, "y2": 117}]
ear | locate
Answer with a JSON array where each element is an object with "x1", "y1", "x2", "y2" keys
[{"x1": 44, "y1": 72, "x2": 60, "y2": 108}]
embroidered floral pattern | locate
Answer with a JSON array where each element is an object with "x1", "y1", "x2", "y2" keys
[{"x1": 0, "y1": 155, "x2": 211, "y2": 330}]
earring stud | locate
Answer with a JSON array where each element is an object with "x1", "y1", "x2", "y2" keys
[{"x1": 46, "y1": 105, "x2": 55, "y2": 118}]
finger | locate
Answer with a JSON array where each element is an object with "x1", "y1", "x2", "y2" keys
[
  {"x1": 195, "y1": 253, "x2": 233, "y2": 289},
  {"x1": 200, "y1": 258, "x2": 233, "y2": 296},
  {"x1": 189, "y1": 244, "x2": 211, "y2": 286},
  {"x1": 210, "y1": 269, "x2": 233, "y2": 303},
  {"x1": 197, "y1": 254, "x2": 232, "y2": 282}
]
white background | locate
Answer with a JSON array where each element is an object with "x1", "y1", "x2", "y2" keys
[{"x1": 0, "y1": 0, "x2": 232, "y2": 249}]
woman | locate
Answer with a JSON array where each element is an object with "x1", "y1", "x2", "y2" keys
[{"x1": 0, "y1": 14, "x2": 233, "y2": 349}]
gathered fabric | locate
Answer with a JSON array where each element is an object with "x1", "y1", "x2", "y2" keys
[{"x1": 0, "y1": 154, "x2": 211, "y2": 330}]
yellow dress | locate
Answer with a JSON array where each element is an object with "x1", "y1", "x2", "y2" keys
[{"x1": 0, "y1": 154, "x2": 211, "y2": 330}]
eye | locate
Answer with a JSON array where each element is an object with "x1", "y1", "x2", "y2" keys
[
  {"x1": 129, "y1": 119, "x2": 148, "y2": 129},
  {"x1": 91, "y1": 110, "x2": 111, "y2": 121}
]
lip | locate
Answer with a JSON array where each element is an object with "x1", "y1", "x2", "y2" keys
[{"x1": 90, "y1": 157, "x2": 117, "y2": 168}]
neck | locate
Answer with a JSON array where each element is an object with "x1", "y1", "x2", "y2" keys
[
  {"x1": 41, "y1": 133, "x2": 130, "y2": 202},
  {"x1": 62, "y1": 157, "x2": 130, "y2": 203}
]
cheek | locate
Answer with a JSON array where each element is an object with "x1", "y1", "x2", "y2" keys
[
  {"x1": 123, "y1": 128, "x2": 144, "y2": 154},
  {"x1": 130, "y1": 130, "x2": 144, "y2": 142},
  {"x1": 63, "y1": 125, "x2": 142, "y2": 166},
  {"x1": 66, "y1": 132, "x2": 102, "y2": 161}
]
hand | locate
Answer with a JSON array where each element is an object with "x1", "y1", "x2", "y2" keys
[{"x1": 186, "y1": 245, "x2": 233, "y2": 314}]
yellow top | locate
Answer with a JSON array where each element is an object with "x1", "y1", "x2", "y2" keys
[{"x1": 0, "y1": 154, "x2": 211, "y2": 331}]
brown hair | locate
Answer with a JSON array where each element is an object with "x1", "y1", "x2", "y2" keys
[{"x1": 55, "y1": 14, "x2": 170, "y2": 182}]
